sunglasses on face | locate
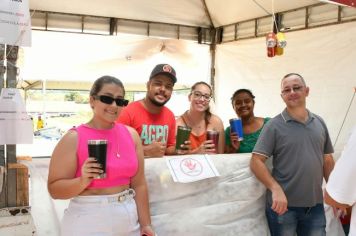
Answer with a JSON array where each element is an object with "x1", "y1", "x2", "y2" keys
[{"x1": 93, "y1": 95, "x2": 129, "y2": 107}]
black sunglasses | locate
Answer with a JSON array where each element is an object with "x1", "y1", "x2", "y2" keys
[{"x1": 94, "y1": 95, "x2": 129, "y2": 107}]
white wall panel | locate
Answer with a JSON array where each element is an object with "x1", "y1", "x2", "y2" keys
[{"x1": 215, "y1": 21, "x2": 356, "y2": 158}]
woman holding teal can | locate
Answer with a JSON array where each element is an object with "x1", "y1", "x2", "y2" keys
[{"x1": 225, "y1": 89, "x2": 270, "y2": 153}]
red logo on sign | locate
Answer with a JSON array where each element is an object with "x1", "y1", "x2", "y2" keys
[{"x1": 180, "y1": 158, "x2": 203, "y2": 176}]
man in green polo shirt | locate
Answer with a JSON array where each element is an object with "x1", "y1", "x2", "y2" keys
[{"x1": 250, "y1": 73, "x2": 335, "y2": 236}]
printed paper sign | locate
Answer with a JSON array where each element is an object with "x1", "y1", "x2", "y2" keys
[
  {"x1": 166, "y1": 155, "x2": 220, "y2": 183},
  {"x1": 0, "y1": 88, "x2": 33, "y2": 144},
  {"x1": 0, "y1": 0, "x2": 32, "y2": 46}
]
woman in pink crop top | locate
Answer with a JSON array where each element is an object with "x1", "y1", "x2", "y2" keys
[
  {"x1": 48, "y1": 76, "x2": 155, "y2": 236},
  {"x1": 176, "y1": 81, "x2": 225, "y2": 154}
]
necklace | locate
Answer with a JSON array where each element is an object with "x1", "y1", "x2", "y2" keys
[
  {"x1": 115, "y1": 126, "x2": 121, "y2": 158},
  {"x1": 184, "y1": 111, "x2": 205, "y2": 130}
]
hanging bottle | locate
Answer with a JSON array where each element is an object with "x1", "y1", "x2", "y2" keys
[
  {"x1": 266, "y1": 32, "x2": 277, "y2": 57},
  {"x1": 276, "y1": 32, "x2": 286, "y2": 56}
]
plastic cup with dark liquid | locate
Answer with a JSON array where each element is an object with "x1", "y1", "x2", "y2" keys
[
  {"x1": 229, "y1": 118, "x2": 244, "y2": 141},
  {"x1": 175, "y1": 126, "x2": 192, "y2": 153},
  {"x1": 88, "y1": 139, "x2": 107, "y2": 179},
  {"x1": 206, "y1": 130, "x2": 219, "y2": 153}
]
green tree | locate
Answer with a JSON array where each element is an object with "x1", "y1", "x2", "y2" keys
[{"x1": 64, "y1": 91, "x2": 79, "y2": 101}]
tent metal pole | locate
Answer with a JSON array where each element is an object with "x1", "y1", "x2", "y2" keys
[
  {"x1": 209, "y1": 29, "x2": 217, "y2": 101},
  {"x1": 4, "y1": 45, "x2": 19, "y2": 207},
  {"x1": 210, "y1": 45, "x2": 216, "y2": 101},
  {"x1": 0, "y1": 44, "x2": 5, "y2": 208}
]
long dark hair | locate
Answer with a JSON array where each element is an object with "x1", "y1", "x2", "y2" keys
[
  {"x1": 90, "y1": 75, "x2": 125, "y2": 97},
  {"x1": 190, "y1": 81, "x2": 212, "y2": 125}
]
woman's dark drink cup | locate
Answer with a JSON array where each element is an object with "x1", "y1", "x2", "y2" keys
[
  {"x1": 88, "y1": 139, "x2": 107, "y2": 179},
  {"x1": 206, "y1": 130, "x2": 219, "y2": 153},
  {"x1": 175, "y1": 126, "x2": 192, "y2": 152}
]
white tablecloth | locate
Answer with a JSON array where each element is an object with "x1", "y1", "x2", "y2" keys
[
  {"x1": 146, "y1": 153, "x2": 345, "y2": 236},
  {"x1": 146, "y1": 154, "x2": 269, "y2": 236}
]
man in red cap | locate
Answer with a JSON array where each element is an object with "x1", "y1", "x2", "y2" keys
[{"x1": 117, "y1": 64, "x2": 177, "y2": 158}]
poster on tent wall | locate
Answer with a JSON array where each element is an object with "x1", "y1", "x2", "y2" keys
[
  {"x1": 0, "y1": 0, "x2": 31, "y2": 46},
  {"x1": 320, "y1": 0, "x2": 356, "y2": 8},
  {"x1": 0, "y1": 88, "x2": 33, "y2": 144},
  {"x1": 332, "y1": 0, "x2": 356, "y2": 7}
]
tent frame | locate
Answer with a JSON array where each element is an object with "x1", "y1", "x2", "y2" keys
[
  {"x1": 29, "y1": 3, "x2": 356, "y2": 45},
  {"x1": 219, "y1": 3, "x2": 356, "y2": 43},
  {"x1": 30, "y1": 10, "x2": 214, "y2": 44}
]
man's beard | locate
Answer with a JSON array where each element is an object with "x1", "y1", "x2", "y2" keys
[{"x1": 148, "y1": 96, "x2": 170, "y2": 107}]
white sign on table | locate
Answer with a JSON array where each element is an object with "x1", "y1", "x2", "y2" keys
[
  {"x1": 166, "y1": 154, "x2": 220, "y2": 183},
  {"x1": 0, "y1": 0, "x2": 32, "y2": 46},
  {"x1": 0, "y1": 88, "x2": 33, "y2": 144}
]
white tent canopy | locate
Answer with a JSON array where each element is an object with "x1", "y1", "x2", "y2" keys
[
  {"x1": 21, "y1": 0, "x2": 356, "y2": 87},
  {"x1": 29, "y1": 0, "x2": 318, "y2": 27},
  {"x1": 15, "y1": 0, "x2": 356, "y2": 158}
]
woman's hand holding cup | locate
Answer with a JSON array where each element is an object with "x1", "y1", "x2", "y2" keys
[{"x1": 80, "y1": 158, "x2": 103, "y2": 185}]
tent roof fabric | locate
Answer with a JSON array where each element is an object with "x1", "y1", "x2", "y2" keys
[
  {"x1": 19, "y1": 1, "x2": 356, "y2": 90},
  {"x1": 29, "y1": 0, "x2": 319, "y2": 28}
]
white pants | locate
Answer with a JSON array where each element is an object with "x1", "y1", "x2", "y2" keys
[{"x1": 61, "y1": 189, "x2": 140, "y2": 236}]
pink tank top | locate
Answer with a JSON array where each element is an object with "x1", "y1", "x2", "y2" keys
[{"x1": 74, "y1": 123, "x2": 138, "y2": 189}]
